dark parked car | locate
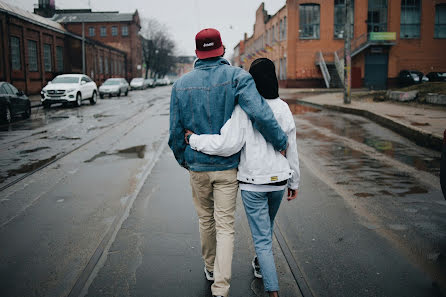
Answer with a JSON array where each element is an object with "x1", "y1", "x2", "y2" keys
[
  {"x1": 426, "y1": 72, "x2": 446, "y2": 82},
  {"x1": 0, "y1": 82, "x2": 31, "y2": 124},
  {"x1": 398, "y1": 70, "x2": 428, "y2": 87}
]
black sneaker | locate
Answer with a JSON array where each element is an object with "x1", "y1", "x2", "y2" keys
[
  {"x1": 252, "y1": 256, "x2": 262, "y2": 279},
  {"x1": 204, "y1": 266, "x2": 214, "y2": 281}
]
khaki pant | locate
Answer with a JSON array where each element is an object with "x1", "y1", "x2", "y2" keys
[{"x1": 189, "y1": 168, "x2": 238, "y2": 297}]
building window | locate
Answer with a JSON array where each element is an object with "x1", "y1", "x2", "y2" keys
[
  {"x1": 279, "y1": 58, "x2": 287, "y2": 80},
  {"x1": 99, "y1": 56, "x2": 103, "y2": 74},
  {"x1": 100, "y1": 26, "x2": 107, "y2": 37},
  {"x1": 122, "y1": 26, "x2": 129, "y2": 36},
  {"x1": 279, "y1": 20, "x2": 283, "y2": 40},
  {"x1": 299, "y1": 4, "x2": 320, "y2": 39},
  {"x1": 89, "y1": 27, "x2": 95, "y2": 36},
  {"x1": 10, "y1": 36, "x2": 21, "y2": 71},
  {"x1": 334, "y1": 0, "x2": 355, "y2": 39},
  {"x1": 400, "y1": 0, "x2": 421, "y2": 38},
  {"x1": 105, "y1": 57, "x2": 109, "y2": 74},
  {"x1": 435, "y1": 4, "x2": 446, "y2": 38},
  {"x1": 368, "y1": 0, "x2": 388, "y2": 32},
  {"x1": 271, "y1": 25, "x2": 275, "y2": 43},
  {"x1": 112, "y1": 26, "x2": 118, "y2": 36},
  {"x1": 56, "y1": 46, "x2": 63, "y2": 72},
  {"x1": 27, "y1": 40, "x2": 38, "y2": 72},
  {"x1": 43, "y1": 44, "x2": 52, "y2": 72},
  {"x1": 283, "y1": 17, "x2": 287, "y2": 40}
]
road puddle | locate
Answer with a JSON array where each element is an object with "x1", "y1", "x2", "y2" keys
[
  {"x1": 19, "y1": 147, "x2": 50, "y2": 154},
  {"x1": 286, "y1": 101, "x2": 321, "y2": 115},
  {"x1": 6, "y1": 154, "x2": 58, "y2": 178},
  {"x1": 84, "y1": 145, "x2": 146, "y2": 163}
]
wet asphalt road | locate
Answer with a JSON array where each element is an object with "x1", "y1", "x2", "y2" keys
[{"x1": 0, "y1": 89, "x2": 444, "y2": 297}]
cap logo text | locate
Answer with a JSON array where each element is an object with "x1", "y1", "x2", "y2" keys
[{"x1": 203, "y1": 42, "x2": 214, "y2": 48}]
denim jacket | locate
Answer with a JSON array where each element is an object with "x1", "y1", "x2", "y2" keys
[{"x1": 168, "y1": 57, "x2": 287, "y2": 172}]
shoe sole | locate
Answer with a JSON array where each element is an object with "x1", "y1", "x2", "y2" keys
[
  {"x1": 204, "y1": 267, "x2": 214, "y2": 281},
  {"x1": 252, "y1": 261, "x2": 262, "y2": 279}
]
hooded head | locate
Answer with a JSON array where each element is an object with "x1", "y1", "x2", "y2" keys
[{"x1": 248, "y1": 58, "x2": 279, "y2": 99}]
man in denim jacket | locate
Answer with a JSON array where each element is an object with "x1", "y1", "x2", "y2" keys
[{"x1": 168, "y1": 28, "x2": 287, "y2": 297}]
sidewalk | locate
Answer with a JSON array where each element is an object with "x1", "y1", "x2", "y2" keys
[{"x1": 280, "y1": 89, "x2": 445, "y2": 151}]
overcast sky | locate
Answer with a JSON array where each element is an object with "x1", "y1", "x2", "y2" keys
[{"x1": 5, "y1": 0, "x2": 286, "y2": 58}]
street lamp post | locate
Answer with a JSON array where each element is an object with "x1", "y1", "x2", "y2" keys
[
  {"x1": 82, "y1": 22, "x2": 85, "y2": 75},
  {"x1": 344, "y1": 0, "x2": 353, "y2": 104}
]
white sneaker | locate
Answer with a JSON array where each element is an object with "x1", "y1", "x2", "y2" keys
[
  {"x1": 204, "y1": 266, "x2": 214, "y2": 281},
  {"x1": 252, "y1": 256, "x2": 262, "y2": 279}
]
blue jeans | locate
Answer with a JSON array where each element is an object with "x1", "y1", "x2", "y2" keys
[{"x1": 241, "y1": 189, "x2": 285, "y2": 292}]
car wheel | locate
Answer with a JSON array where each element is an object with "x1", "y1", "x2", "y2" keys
[
  {"x1": 43, "y1": 102, "x2": 51, "y2": 109},
  {"x1": 2, "y1": 106, "x2": 12, "y2": 124},
  {"x1": 23, "y1": 104, "x2": 31, "y2": 119},
  {"x1": 75, "y1": 93, "x2": 82, "y2": 107},
  {"x1": 100, "y1": 94, "x2": 104, "y2": 99},
  {"x1": 90, "y1": 91, "x2": 97, "y2": 105}
]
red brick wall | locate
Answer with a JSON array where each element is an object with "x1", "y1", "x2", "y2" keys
[
  {"x1": 64, "y1": 20, "x2": 142, "y2": 80},
  {"x1": 238, "y1": 0, "x2": 446, "y2": 88},
  {"x1": 0, "y1": 11, "x2": 127, "y2": 95}
]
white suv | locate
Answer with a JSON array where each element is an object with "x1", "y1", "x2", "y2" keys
[{"x1": 41, "y1": 74, "x2": 98, "y2": 108}]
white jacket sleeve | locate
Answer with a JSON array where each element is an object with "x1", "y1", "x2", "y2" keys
[
  {"x1": 285, "y1": 112, "x2": 300, "y2": 190},
  {"x1": 189, "y1": 105, "x2": 249, "y2": 157}
]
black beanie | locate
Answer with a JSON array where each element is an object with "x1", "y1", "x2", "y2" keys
[{"x1": 249, "y1": 58, "x2": 279, "y2": 99}]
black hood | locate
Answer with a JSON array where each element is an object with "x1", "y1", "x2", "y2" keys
[{"x1": 249, "y1": 58, "x2": 279, "y2": 99}]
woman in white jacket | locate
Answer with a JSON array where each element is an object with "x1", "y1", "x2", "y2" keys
[{"x1": 185, "y1": 58, "x2": 300, "y2": 297}]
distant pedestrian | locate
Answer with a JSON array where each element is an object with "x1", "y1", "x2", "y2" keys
[
  {"x1": 186, "y1": 58, "x2": 300, "y2": 297},
  {"x1": 168, "y1": 29, "x2": 288, "y2": 297}
]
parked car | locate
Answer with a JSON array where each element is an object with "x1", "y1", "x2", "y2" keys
[
  {"x1": 0, "y1": 82, "x2": 31, "y2": 124},
  {"x1": 130, "y1": 78, "x2": 147, "y2": 90},
  {"x1": 398, "y1": 70, "x2": 428, "y2": 87},
  {"x1": 41, "y1": 74, "x2": 98, "y2": 108},
  {"x1": 426, "y1": 72, "x2": 446, "y2": 82},
  {"x1": 155, "y1": 78, "x2": 169, "y2": 86},
  {"x1": 99, "y1": 78, "x2": 129, "y2": 98},
  {"x1": 145, "y1": 78, "x2": 155, "y2": 88}
]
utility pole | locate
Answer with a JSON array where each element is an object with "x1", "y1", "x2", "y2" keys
[
  {"x1": 82, "y1": 22, "x2": 85, "y2": 74},
  {"x1": 343, "y1": 0, "x2": 352, "y2": 104}
]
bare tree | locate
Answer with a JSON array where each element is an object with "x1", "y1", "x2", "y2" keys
[{"x1": 140, "y1": 18, "x2": 176, "y2": 79}]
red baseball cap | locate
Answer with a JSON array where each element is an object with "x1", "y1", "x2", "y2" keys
[{"x1": 195, "y1": 28, "x2": 224, "y2": 59}]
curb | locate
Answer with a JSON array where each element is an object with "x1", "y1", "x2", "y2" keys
[{"x1": 296, "y1": 99, "x2": 442, "y2": 152}]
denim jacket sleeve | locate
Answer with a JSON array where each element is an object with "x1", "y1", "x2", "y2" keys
[
  {"x1": 234, "y1": 71, "x2": 288, "y2": 151},
  {"x1": 168, "y1": 85, "x2": 187, "y2": 168}
]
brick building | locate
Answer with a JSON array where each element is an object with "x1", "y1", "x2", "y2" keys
[
  {"x1": 234, "y1": 0, "x2": 446, "y2": 89},
  {"x1": 51, "y1": 10, "x2": 142, "y2": 80},
  {"x1": 0, "y1": 1, "x2": 126, "y2": 95}
]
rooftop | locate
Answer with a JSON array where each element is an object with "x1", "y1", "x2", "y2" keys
[
  {"x1": 0, "y1": 0, "x2": 65, "y2": 32},
  {"x1": 52, "y1": 11, "x2": 135, "y2": 23}
]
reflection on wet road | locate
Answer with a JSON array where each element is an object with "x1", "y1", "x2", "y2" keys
[{"x1": 287, "y1": 101, "x2": 445, "y2": 287}]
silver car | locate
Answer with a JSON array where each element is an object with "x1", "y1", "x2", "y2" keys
[{"x1": 99, "y1": 78, "x2": 129, "y2": 98}]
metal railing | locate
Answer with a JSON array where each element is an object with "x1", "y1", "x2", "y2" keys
[
  {"x1": 316, "y1": 51, "x2": 331, "y2": 88},
  {"x1": 336, "y1": 33, "x2": 368, "y2": 59},
  {"x1": 334, "y1": 51, "x2": 344, "y2": 84}
]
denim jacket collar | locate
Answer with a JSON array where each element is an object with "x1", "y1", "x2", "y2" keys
[{"x1": 194, "y1": 57, "x2": 230, "y2": 69}]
